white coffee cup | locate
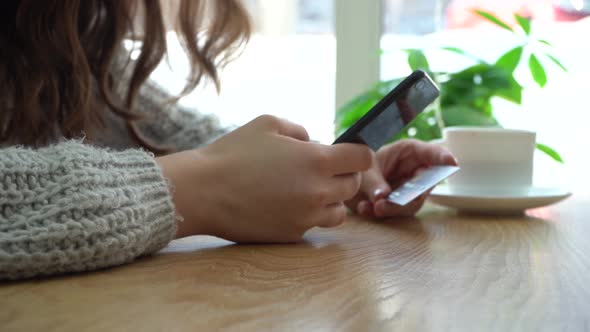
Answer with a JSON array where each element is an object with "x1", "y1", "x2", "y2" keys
[{"x1": 433, "y1": 127, "x2": 536, "y2": 195}]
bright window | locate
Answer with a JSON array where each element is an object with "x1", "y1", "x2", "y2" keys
[
  {"x1": 151, "y1": 1, "x2": 590, "y2": 184},
  {"x1": 152, "y1": 0, "x2": 336, "y2": 143},
  {"x1": 379, "y1": 0, "x2": 590, "y2": 186}
]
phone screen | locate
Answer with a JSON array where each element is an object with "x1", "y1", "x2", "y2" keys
[{"x1": 334, "y1": 71, "x2": 439, "y2": 151}]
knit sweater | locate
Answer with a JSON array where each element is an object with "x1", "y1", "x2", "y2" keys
[{"x1": 0, "y1": 55, "x2": 228, "y2": 281}]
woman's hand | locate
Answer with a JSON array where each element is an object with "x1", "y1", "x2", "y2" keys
[
  {"x1": 157, "y1": 115, "x2": 373, "y2": 243},
  {"x1": 346, "y1": 139, "x2": 456, "y2": 218}
]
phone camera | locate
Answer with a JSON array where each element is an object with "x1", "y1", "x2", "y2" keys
[{"x1": 415, "y1": 81, "x2": 425, "y2": 90}]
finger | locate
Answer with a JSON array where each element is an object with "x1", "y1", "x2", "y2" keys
[
  {"x1": 381, "y1": 140, "x2": 456, "y2": 177},
  {"x1": 359, "y1": 166, "x2": 392, "y2": 203},
  {"x1": 403, "y1": 139, "x2": 456, "y2": 166},
  {"x1": 373, "y1": 194, "x2": 428, "y2": 218},
  {"x1": 407, "y1": 166, "x2": 429, "y2": 181},
  {"x1": 440, "y1": 149, "x2": 458, "y2": 166},
  {"x1": 255, "y1": 115, "x2": 310, "y2": 141},
  {"x1": 357, "y1": 200, "x2": 376, "y2": 218},
  {"x1": 376, "y1": 142, "x2": 456, "y2": 185},
  {"x1": 324, "y1": 173, "x2": 362, "y2": 204},
  {"x1": 420, "y1": 141, "x2": 455, "y2": 165},
  {"x1": 277, "y1": 121, "x2": 310, "y2": 142},
  {"x1": 316, "y1": 202, "x2": 348, "y2": 228},
  {"x1": 319, "y1": 143, "x2": 373, "y2": 175}
]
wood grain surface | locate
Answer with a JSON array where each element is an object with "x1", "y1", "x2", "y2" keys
[{"x1": 2, "y1": 199, "x2": 590, "y2": 332}]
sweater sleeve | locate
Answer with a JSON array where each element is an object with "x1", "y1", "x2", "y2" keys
[
  {"x1": 0, "y1": 141, "x2": 177, "y2": 280},
  {"x1": 134, "y1": 79, "x2": 232, "y2": 152},
  {"x1": 112, "y1": 51, "x2": 232, "y2": 152}
]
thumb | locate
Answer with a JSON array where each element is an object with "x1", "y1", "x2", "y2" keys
[{"x1": 360, "y1": 167, "x2": 392, "y2": 203}]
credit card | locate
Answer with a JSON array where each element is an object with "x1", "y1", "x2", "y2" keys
[{"x1": 387, "y1": 165, "x2": 460, "y2": 206}]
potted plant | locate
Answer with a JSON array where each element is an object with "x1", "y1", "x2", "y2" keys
[{"x1": 335, "y1": 10, "x2": 566, "y2": 162}]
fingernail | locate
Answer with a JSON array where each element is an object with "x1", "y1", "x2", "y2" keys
[
  {"x1": 443, "y1": 152, "x2": 457, "y2": 164},
  {"x1": 373, "y1": 188, "x2": 387, "y2": 200}
]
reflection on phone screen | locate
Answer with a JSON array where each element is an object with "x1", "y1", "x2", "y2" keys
[{"x1": 358, "y1": 76, "x2": 439, "y2": 150}]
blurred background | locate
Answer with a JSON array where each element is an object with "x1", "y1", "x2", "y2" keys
[{"x1": 151, "y1": 0, "x2": 590, "y2": 190}]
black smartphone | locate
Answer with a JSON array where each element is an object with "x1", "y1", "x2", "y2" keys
[{"x1": 333, "y1": 70, "x2": 440, "y2": 151}]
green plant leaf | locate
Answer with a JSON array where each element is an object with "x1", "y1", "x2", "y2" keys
[
  {"x1": 441, "y1": 46, "x2": 486, "y2": 63},
  {"x1": 538, "y1": 39, "x2": 552, "y2": 46},
  {"x1": 441, "y1": 64, "x2": 513, "y2": 113},
  {"x1": 335, "y1": 79, "x2": 402, "y2": 135},
  {"x1": 392, "y1": 108, "x2": 443, "y2": 142},
  {"x1": 514, "y1": 14, "x2": 531, "y2": 35},
  {"x1": 496, "y1": 76, "x2": 523, "y2": 104},
  {"x1": 336, "y1": 92, "x2": 376, "y2": 122},
  {"x1": 335, "y1": 93, "x2": 380, "y2": 131},
  {"x1": 441, "y1": 106, "x2": 500, "y2": 127},
  {"x1": 406, "y1": 49, "x2": 430, "y2": 72},
  {"x1": 545, "y1": 53, "x2": 568, "y2": 72},
  {"x1": 375, "y1": 78, "x2": 404, "y2": 95},
  {"x1": 495, "y1": 46, "x2": 524, "y2": 73},
  {"x1": 529, "y1": 54, "x2": 548, "y2": 87},
  {"x1": 474, "y1": 10, "x2": 514, "y2": 32},
  {"x1": 536, "y1": 143, "x2": 564, "y2": 163},
  {"x1": 441, "y1": 46, "x2": 465, "y2": 54}
]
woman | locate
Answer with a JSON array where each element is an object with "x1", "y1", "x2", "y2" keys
[{"x1": 0, "y1": 0, "x2": 455, "y2": 280}]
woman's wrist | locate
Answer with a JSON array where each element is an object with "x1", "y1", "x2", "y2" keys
[{"x1": 155, "y1": 149, "x2": 213, "y2": 238}]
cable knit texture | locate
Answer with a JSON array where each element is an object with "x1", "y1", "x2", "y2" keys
[
  {"x1": 0, "y1": 142, "x2": 177, "y2": 280},
  {"x1": 0, "y1": 52, "x2": 228, "y2": 280}
]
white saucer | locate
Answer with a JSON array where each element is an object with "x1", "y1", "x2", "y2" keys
[{"x1": 428, "y1": 185, "x2": 572, "y2": 214}]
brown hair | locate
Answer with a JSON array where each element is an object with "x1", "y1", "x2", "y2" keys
[{"x1": 0, "y1": 0, "x2": 250, "y2": 150}]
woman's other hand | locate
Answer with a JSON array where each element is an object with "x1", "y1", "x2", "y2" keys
[{"x1": 346, "y1": 139, "x2": 456, "y2": 218}]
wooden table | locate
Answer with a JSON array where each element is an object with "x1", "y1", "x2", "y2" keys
[{"x1": 2, "y1": 197, "x2": 589, "y2": 331}]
